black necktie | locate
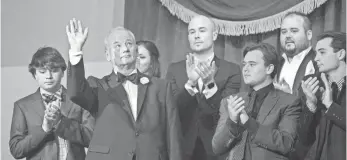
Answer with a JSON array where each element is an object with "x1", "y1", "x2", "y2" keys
[
  {"x1": 117, "y1": 72, "x2": 139, "y2": 84},
  {"x1": 331, "y1": 82, "x2": 338, "y2": 102}
]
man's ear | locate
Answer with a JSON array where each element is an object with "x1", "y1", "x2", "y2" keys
[
  {"x1": 337, "y1": 49, "x2": 346, "y2": 61},
  {"x1": 105, "y1": 47, "x2": 111, "y2": 62},
  {"x1": 306, "y1": 30, "x2": 313, "y2": 41},
  {"x1": 266, "y1": 64, "x2": 275, "y2": 75},
  {"x1": 212, "y1": 30, "x2": 218, "y2": 41}
]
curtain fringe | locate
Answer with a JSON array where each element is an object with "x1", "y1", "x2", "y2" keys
[{"x1": 158, "y1": 0, "x2": 328, "y2": 36}]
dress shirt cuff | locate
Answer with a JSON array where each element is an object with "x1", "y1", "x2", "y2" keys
[
  {"x1": 69, "y1": 50, "x2": 83, "y2": 65},
  {"x1": 226, "y1": 118, "x2": 241, "y2": 137},
  {"x1": 184, "y1": 82, "x2": 199, "y2": 96},
  {"x1": 202, "y1": 83, "x2": 218, "y2": 99},
  {"x1": 42, "y1": 119, "x2": 53, "y2": 133},
  {"x1": 243, "y1": 117, "x2": 259, "y2": 140},
  {"x1": 306, "y1": 101, "x2": 317, "y2": 113}
]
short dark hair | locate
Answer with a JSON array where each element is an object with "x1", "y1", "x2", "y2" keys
[
  {"x1": 283, "y1": 11, "x2": 312, "y2": 31},
  {"x1": 243, "y1": 43, "x2": 279, "y2": 78},
  {"x1": 317, "y1": 31, "x2": 346, "y2": 52},
  {"x1": 136, "y1": 40, "x2": 161, "y2": 78},
  {"x1": 28, "y1": 47, "x2": 67, "y2": 76}
]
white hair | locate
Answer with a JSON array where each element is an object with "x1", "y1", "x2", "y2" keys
[{"x1": 104, "y1": 26, "x2": 136, "y2": 47}]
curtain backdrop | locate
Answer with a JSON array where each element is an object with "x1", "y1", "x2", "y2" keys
[{"x1": 121, "y1": 0, "x2": 345, "y2": 81}]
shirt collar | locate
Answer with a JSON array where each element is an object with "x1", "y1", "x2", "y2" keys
[
  {"x1": 194, "y1": 52, "x2": 215, "y2": 65},
  {"x1": 40, "y1": 86, "x2": 63, "y2": 97},
  {"x1": 113, "y1": 67, "x2": 137, "y2": 75},
  {"x1": 282, "y1": 46, "x2": 312, "y2": 63}
]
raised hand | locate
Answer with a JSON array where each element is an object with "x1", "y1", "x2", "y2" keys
[
  {"x1": 301, "y1": 77, "x2": 320, "y2": 112},
  {"x1": 320, "y1": 73, "x2": 333, "y2": 109},
  {"x1": 195, "y1": 61, "x2": 217, "y2": 85},
  {"x1": 186, "y1": 53, "x2": 200, "y2": 85},
  {"x1": 226, "y1": 95, "x2": 245, "y2": 123},
  {"x1": 66, "y1": 18, "x2": 88, "y2": 52}
]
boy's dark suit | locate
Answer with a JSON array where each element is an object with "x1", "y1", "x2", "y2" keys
[
  {"x1": 166, "y1": 56, "x2": 241, "y2": 159},
  {"x1": 67, "y1": 59, "x2": 182, "y2": 160},
  {"x1": 212, "y1": 89, "x2": 301, "y2": 160},
  {"x1": 9, "y1": 87, "x2": 94, "y2": 160}
]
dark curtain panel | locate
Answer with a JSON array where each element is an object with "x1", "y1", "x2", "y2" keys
[{"x1": 122, "y1": 0, "x2": 345, "y2": 79}]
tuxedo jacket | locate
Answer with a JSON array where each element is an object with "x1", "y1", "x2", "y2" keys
[
  {"x1": 67, "y1": 59, "x2": 183, "y2": 160},
  {"x1": 9, "y1": 87, "x2": 95, "y2": 160},
  {"x1": 277, "y1": 49, "x2": 319, "y2": 96},
  {"x1": 166, "y1": 56, "x2": 241, "y2": 155},
  {"x1": 212, "y1": 89, "x2": 301, "y2": 160}
]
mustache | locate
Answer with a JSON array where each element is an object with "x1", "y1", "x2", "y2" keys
[{"x1": 285, "y1": 38, "x2": 294, "y2": 44}]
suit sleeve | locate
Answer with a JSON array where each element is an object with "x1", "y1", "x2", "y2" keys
[
  {"x1": 325, "y1": 102, "x2": 346, "y2": 130},
  {"x1": 244, "y1": 97, "x2": 302, "y2": 155},
  {"x1": 165, "y1": 64, "x2": 197, "y2": 109},
  {"x1": 207, "y1": 65, "x2": 241, "y2": 109},
  {"x1": 54, "y1": 106, "x2": 95, "y2": 147},
  {"x1": 9, "y1": 102, "x2": 53, "y2": 159},
  {"x1": 165, "y1": 82, "x2": 183, "y2": 160},
  {"x1": 67, "y1": 58, "x2": 98, "y2": 114},
  {"x1": 212, "y1": 97, "x2": 244, "y2": 155}
]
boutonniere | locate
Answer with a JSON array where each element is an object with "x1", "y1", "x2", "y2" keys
[{"x1": 139, "y1": 76, "x2": 150, "y2": 85}]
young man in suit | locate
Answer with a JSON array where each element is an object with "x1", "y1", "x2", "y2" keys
[
  {"x1": 300, "y1": 31, "x2": 346, "y2": 160},
  {"x1": 276, "y1": 12, "x2": 318, "y2": 96},
  {"x1": 212, "y1": 43, "x2": 301, "y2": 160},
  {"x1": 66, "y1": 19, "x2": 182, "y2": 160},
  {"x1": 166, "y1": 15, "x2": 241, "y2": 160},
  {"x1": 9, "y1": 47, "x2": 95, "y2": 160}
]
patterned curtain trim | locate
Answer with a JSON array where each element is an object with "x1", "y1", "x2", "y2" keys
[{"x1": 158, "y1": 0, "x2": 328, "y2": 36}]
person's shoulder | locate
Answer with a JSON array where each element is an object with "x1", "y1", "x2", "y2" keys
[
  {"x1": 14, "y1": 91, "x2": 39, "y2": 107},
  {"x1": 150, "y1": 77, "x2": 168, "y2": 86},
  {"x1": 275, "y1": 89, "x2": 299, "y2": 104}
]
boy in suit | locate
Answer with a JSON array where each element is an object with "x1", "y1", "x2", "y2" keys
[{"x1": 9, "y1": 47, "x2": 95, "y2": 160}]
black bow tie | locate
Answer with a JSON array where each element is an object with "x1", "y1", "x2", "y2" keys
[
  {"x1": 42, "y1": 93, "x2": 58, "y2": 104},
  {"x1": 117, "y1": 72, "x2": 139, "y2": 84}
]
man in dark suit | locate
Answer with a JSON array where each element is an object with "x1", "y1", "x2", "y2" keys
[
  {"x1": 65, "y1": 19, "x2": 182, "y2": 160},
  {"x1": 166, "y1": 15, "x2": 241, "y2": 160},
  {"x1": 276, "y1": 12, "x2": 320, "y2": 160},
  {"x1": 9, "y1": 47, "x2": 95, "y2": 160},
  {"x1": 212, "y1": 43, "x2": 301, "y2": 160},
  {"x1": 276, "y1": 12, "x2": 319, "y2": 96},
  {"x1": 300, "y1": 31, "x2": 346, "y2": 160}
]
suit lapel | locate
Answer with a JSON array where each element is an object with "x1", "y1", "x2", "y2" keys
[
  {"x1": 292, "y1": 49, "x2": 315, "y2": 95},
  {"x1": 31, "y1": 89, "x2": 46, "y2": 122},
  {"x1": 60, "y1": 87, "x2": 73, "y2": 117},
  {"x1": 137, "y1": 73, "x2": 149, "y2": 119},
  {"x1": 257, "y1": 90, "x2": 279, "y2": 123},
  {"x1": 107, "y1": 75, "x2": 134, "y2": 120}
]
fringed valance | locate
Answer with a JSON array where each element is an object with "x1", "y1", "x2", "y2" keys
[{"x1": 158, "y1": 0, "x2": 328, "y2": 36}]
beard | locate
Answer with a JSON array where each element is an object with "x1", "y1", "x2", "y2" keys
[{"x1": 281, "y1": 40, "x2": 310, "y2": 58}]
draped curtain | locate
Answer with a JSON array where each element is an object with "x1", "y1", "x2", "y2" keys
[{"x1": 121, "y1": 0, "x2": 345, "y2": 79}]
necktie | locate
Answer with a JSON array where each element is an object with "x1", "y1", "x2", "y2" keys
[
  {"x1": 331, "y1": 82, "x2": 338, "y2": 102},
  {"x1": 117, "y1": 72, "x2": 139, "y2": 84},
  {"x1": 230, "y1": 91, "x2": 257, "y2": 160}
]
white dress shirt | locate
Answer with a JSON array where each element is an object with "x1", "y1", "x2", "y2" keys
[
  {"x1": 184, "y1": 52, "x2": 218, "y2": 99},
  {"x1": 114, "y1": 68, "x2": 139, "y2": 120},
  {"x1": 40, "y1": 87, "x2": 68, "y2": 160},
  {"x1": 279, "y1": 47, "x2": 315, "y2": 93}
]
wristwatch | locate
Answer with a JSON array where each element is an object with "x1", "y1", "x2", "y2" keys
[{"x1": 207, "y1": 82, "x2": 215, "y2": 89}]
